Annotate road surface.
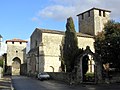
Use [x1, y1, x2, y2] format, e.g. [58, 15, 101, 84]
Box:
[12, 76, 120, 90]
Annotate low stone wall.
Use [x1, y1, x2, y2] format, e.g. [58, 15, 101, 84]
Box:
[48, 72, 120, 84]
[110, 73, 120, 83]
[5, 66, 11, 75]
[20, 63, 27, 75]
[48, 72, 70, 83]
[110, 77, 120, 83]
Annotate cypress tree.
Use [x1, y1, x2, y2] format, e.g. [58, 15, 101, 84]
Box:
[63, 17, 78, 72]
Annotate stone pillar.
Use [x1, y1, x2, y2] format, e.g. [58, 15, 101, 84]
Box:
[96, 61, 103, 83]
[0, 67, 3, 78]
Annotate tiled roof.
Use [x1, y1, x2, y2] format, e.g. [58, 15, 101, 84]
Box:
[77, 33, 93, 38]
[6, 38, 28, 43]
[36, 28, 93, 38]
[36, 28, 64, 35]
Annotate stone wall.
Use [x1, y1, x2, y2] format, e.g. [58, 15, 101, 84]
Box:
[7, 42, 27, 66]
[78, 10, 94, 35]
[78, 8, 110, 36]
[94, 9, 110, 35]
[45, 71, 120, 84]
[42, 33, 63, 72]
[0, 67, 3, 78]
[30, 29, 42, 49]
[20, 63, 27, 75]
[42, 33, 63, 57]
[110, 76, 120, 83]
[77, 36, 95, 52]
[108, 72, 120, 83]
[6, 39, 27, 75]
[28, 28, 95, 74]
[48, 72, 70, 83]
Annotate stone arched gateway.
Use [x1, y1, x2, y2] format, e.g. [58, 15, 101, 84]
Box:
[76, 46, 103, 84]
[12, 57, 21, 75]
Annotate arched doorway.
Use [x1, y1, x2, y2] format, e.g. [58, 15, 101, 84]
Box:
[12, 57, 21, 75]
[76, 46, 100, 84]
[82, 54, 95, 82]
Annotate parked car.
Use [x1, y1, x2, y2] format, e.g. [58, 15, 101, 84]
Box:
[37, 72, 50, 80]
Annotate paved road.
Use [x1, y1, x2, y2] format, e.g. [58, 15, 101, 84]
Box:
[12, 76, 120, 90]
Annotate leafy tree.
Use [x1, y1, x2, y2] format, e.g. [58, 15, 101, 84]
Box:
[0, 57, 3, 67]
[62, 17, 79, 72]
[94, 20, 120, 70]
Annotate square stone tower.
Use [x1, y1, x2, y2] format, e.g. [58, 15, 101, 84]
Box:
[6, 38, 28, 75]
[6, 38, 28, 66]
[77, 8, 111, 36]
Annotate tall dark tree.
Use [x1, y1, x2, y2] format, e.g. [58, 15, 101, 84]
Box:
[94, 20, 120, 71]
[0, 56, 3, 67]
[62, 17, 78, 72]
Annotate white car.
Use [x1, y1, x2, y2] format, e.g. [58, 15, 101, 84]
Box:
[37, 72, 50, 80]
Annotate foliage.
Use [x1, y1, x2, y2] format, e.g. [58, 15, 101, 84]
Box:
[0, 57, 3, 67]
[62, 17, 82, 72]
[94, 20, 120, 70]
[85, 72, 95, 81]
[85, 72, 94, 78]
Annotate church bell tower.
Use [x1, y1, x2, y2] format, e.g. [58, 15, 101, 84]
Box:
[77, 8, 111, 36]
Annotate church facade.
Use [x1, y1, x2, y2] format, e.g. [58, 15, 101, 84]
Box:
[27, 28, 94, 74]
[27, 7, 111, 77]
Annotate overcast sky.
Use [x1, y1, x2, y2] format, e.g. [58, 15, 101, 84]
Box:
[0, 0, 120, 55]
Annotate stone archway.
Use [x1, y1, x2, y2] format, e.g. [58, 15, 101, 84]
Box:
[12, 57, 21, 75]
[76, 46, 102, 84]
[81, 54, 95, 82]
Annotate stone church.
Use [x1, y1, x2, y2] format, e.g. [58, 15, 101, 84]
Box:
[27, 7, 111, 79]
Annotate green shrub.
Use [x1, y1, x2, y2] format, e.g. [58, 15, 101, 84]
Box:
[85, 73, 94, 78]
[0, 59, 3, 67]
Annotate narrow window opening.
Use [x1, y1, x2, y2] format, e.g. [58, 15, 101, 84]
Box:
[88, 11, 90, 17]
[35, 40, 37, 47]
[103, 11, 106, 17]
[99, 10, 101, 16]
[81, 14, 84, 19]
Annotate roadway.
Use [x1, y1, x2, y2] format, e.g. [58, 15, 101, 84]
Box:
[12, 75, 120, 90]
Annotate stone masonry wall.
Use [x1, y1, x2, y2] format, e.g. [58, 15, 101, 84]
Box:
[40, 32, 95, 72]
[78, 8, 110, 36]
[78, 36, 95, 52]
[42, 33, 63, 72]
[94, 9, 110, 35]
[30, 29, 42, 49]
[7, 42, 27, 66]
[48, 72, 70, 83]
[29, 29, 95, 73]
[79, 10, 94, 35]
